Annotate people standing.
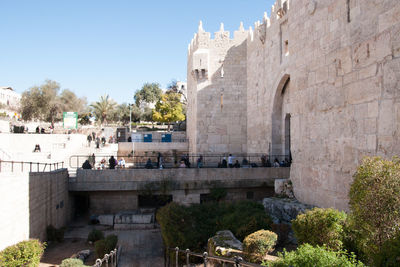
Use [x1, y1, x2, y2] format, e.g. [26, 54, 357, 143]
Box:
[87, 134, 92, 147]
[197, 155, 203, 168]
[82, 160, 92, 169]
[89, 153, 96, 168]
[228, 154, 234, 168]
[109, 156, 116, 169]
[96, 137, 100, 149]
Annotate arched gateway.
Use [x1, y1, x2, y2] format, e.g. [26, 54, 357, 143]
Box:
[271, 74, 291, 162]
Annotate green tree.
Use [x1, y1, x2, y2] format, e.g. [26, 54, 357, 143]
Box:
[140, 107, 153, 122]
[58, 89, 87, 114]
[20, 80, 88, 125]
[20, 80, 60, 124]
[111, 103, 141, 125]
[349, 156, 400, 266]
[152, 93, 185, 131]
[90, 94, 117, 125]
[134, 83, 162, 108]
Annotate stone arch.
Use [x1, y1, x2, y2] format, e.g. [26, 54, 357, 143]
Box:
[271, 74, 291, 159]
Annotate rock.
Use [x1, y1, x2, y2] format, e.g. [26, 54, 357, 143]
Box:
[98, 214, 114, 226]
[263, 197, 315, 245]
[263, 197, 314, 224]
[208, 230, 243, 258]
[76, 249, 91, 261]
[274, 179, 294, 198]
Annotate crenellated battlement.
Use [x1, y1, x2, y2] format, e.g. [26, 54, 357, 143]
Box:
[248, 0, 290, 45]
[188, 21, 249, 55]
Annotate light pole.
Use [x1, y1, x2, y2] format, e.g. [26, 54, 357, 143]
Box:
[129, 103, 132, 133]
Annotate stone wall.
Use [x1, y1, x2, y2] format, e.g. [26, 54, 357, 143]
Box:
[0, 169, 70, 251]
[187, 22, 248, 154]
[187, 0, 400, 210]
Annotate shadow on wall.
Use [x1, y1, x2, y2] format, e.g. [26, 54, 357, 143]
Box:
[194, 40, 248, 154]
[29, 169, 71, 241]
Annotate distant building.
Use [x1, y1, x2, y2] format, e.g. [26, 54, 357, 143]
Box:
[0, 87, 21, 111]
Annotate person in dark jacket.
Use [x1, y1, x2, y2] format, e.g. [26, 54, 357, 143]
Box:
[109, 156, 116, 169]
[82, 160, 92, 169]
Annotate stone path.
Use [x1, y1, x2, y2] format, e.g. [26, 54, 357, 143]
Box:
[115, 228, 164, 267]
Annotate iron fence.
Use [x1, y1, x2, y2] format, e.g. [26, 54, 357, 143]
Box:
[92, 248, 118, 267]
[167, 247, 263, 267]
[69, 154, 291, 170]
[0, 160, 64, 173]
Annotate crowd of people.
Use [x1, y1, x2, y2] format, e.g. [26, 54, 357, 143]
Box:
[81, 153, 291, 170]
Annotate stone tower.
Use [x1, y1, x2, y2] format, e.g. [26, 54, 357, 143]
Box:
[187, 21, 248, 155]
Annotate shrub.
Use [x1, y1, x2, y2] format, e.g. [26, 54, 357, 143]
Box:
[87, 229, 104, 243]
[243, 230, 277, 263]
[372, 232, 400, 267]
[156, 201, 272, 253]
[0, 239, 45, 267]
[60, 258, 88, 267]
[265, 244, 365, 267]
[349, 156, 400, 265]
[46, 225, 65, 242]
[94, 235, 118, 259]
[94, 239, 106, 259]
[291, 207, 346, 250]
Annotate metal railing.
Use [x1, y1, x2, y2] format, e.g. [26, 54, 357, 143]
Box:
[0, 160, 64, 173]
[92, 248, 118, 267]
[126, 138, 188, 143]
[168, 247, 263, 267]
[69, 154, 291, 170]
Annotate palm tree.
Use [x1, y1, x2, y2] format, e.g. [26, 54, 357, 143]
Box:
[90, 94, 116, 125]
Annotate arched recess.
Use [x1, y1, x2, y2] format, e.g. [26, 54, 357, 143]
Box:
[271, 74, 291, 159]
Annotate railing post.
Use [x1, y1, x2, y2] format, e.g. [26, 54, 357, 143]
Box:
[30, 162, 32, 172]
[175, 247, 179, 267]
[203, 252, 208, 267]
[11, 161, 13, 172]
[104, 254, 109, 267]
[37, 162, 39, 172]
[21, 162, 23, 172]
[234, 256, 243, 267]
[0, 160, 2, 172]
[185, 249, 190, 266]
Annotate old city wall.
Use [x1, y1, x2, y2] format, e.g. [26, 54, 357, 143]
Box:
[187, 23, 249, 154]
[246, 0, 400, 209]
[187, 0, 400, 210]
[0, 169, 71, 250]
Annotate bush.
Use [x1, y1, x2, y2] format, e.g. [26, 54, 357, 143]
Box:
[156, 201, 272, 253]
[46, 225, 65, 242]
[0, 239, 45, 267]
[265, 244, 365, 267]
[243, 230, 277, 263]
[87, 229, 104, 243]
[60, 258, 88, 267]
[371, 232, 400, 267]
[291, 208, 346, 250]
[94, 235, 118, 259]
[349, 157, 400, 265]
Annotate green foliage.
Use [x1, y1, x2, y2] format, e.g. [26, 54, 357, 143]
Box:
[140, 107, 153, 122]
[152, 93, 185, 130]
[209, 188, 227, 202]
[374, 232, 400, 266]
[265, 244, 365, 267]
[20, 80, 87, 123]
[349, 156, 400, 265]
[134, 82, 162, 107]
[87, 229, 104, 243]
[78, 113, 92, 125]
[60, 258, 88, 267]
[291, 208, 347, 251]
[46, 225, 65, 242]
[243, 230, 277, 263]
[0, 239, 45, 267]
[90, 94, 117, 124]
[0, 112, 7, 117]
[156, 201, 272, 253]
[94, 235, 118, 259]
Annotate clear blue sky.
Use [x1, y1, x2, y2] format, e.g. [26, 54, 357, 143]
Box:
[0, 0, 275, 104]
